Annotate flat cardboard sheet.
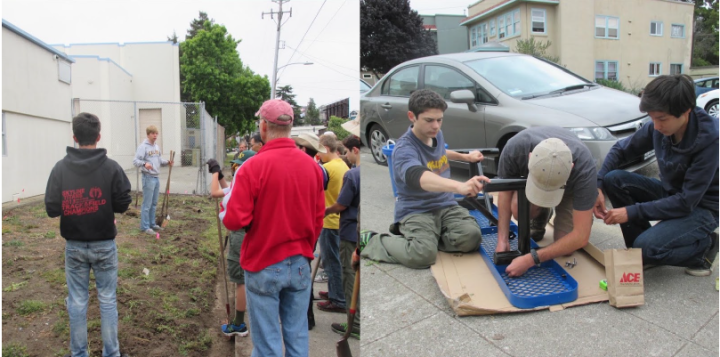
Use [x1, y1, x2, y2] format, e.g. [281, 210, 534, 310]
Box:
[431, 238, 609, 316]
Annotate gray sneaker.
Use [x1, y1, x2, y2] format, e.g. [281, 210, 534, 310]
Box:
[684, 232, 718, 277]
[152, 225, 164, 231]
[144, 228, 156, 235]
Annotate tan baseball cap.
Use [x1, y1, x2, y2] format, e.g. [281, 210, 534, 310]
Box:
[526, 138, 573, 208]
[293, 132, 327, 154]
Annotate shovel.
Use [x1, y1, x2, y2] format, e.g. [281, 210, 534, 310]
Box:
[337, 206, 360, 357]
[156, 150, 175, 227]
[214, 198, 232, 323]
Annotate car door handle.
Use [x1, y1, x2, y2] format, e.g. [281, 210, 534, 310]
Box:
[381, 103, 392, 109]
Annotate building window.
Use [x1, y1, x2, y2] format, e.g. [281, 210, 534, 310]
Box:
[671, 24, 685, 38]
[531, 9, 546, 34]
[650, 21, 663, 36]
[649, 62, 661, 76]
[595, 15, 619, 39]
[58, 59, 71, 84]
[490, 19, 495, 36]
[497, 15, 506, 39]
[471, 26, 478, 47]
[479, 23, 489, 44]
[595, 61, 618, 81]
[2, 113, 6, 157]
[670, 63, 683, 75]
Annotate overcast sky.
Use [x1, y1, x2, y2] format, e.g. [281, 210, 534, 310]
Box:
[410, 0, 473, 16]
[2, 0, 360, 111]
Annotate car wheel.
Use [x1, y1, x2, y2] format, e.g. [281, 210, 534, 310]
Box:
[369, 124, 389, 166]
[705, 100, 718, 119]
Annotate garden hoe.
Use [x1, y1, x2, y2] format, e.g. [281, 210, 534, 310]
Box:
[156, 150, 175, 228]
[214, 198, 232, 324]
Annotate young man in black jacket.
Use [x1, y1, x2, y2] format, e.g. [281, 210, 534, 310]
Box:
[594, 74, 719, 276]
[45, 112, 132, 357]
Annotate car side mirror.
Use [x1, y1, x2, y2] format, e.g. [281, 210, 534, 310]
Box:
[449, 89, 478, 113]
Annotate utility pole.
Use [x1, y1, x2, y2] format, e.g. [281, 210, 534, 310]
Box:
[263, 0, 292, 99]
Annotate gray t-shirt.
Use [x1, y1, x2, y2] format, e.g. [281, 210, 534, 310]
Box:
[393, 127, 456, 222]
[497, 126, 598, 211]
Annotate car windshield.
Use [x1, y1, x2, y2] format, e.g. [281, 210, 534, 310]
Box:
[464, 56, 589, 98]
[360, 80, 371, 92]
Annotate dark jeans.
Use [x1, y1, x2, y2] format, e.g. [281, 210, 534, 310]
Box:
[602, 170, 718, 267]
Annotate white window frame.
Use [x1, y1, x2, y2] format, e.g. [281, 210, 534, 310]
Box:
[671, 24, 685, 38]
[649, 62, 662, 76]
[470, 25, 478, 47]
[531, 8, 547, 34]
[595, 61, 619, 81]
[595, 15, 620, 39]
[480, 23, 489, 44]
[670, 63, 683, 75]
[650, 21, 663, 36]
[2, 112, 6, 157]
[490, 19, 495, 36]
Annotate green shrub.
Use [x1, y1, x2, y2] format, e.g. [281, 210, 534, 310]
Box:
[327, 116, 352, 140]
[596, 78, 627, 92]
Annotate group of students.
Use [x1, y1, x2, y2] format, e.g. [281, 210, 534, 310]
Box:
[43, 74, 717, 357]
[361, 74, 718, 281]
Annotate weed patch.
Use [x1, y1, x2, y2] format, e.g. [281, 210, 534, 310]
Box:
[3, 281, 28, 292]
[16, 300, 46, 316]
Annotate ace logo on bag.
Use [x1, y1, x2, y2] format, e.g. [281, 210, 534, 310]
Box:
[604, 248, 644, 308]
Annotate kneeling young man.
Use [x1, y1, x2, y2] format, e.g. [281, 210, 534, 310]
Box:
[361, 89, 489, 269]
[495, 127, 598, 277]
[595, 74, 719, 276]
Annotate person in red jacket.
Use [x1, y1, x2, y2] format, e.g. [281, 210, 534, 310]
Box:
[222, 99, 325, 357]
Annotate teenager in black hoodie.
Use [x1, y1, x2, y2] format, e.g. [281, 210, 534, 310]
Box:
[45, 112, 132, 357]
[594, 74, 719, 277]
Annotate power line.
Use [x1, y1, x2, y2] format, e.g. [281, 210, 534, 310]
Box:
[286, 44, 357, 78]
[278, 0, 327, 79]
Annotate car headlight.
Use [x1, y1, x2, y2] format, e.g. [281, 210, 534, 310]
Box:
[567, 127, 616, 141]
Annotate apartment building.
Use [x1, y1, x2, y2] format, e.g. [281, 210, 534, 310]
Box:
[461, 0, 695, 89]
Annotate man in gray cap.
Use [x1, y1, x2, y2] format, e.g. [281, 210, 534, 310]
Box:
[495, 126, 598, 277]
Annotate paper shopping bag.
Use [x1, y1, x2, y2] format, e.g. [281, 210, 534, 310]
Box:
[604, 248, 645, 308]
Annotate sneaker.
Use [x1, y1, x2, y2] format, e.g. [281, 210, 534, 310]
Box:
[314, 270, 328, 283]
[143, 228, 156, 235]
[530, 208, 553, 242]
[685, 232, 719, 277]
[317, 300, 346, 313]
[359, 230, 377, 253]
[152, 225, 164, 231]
[318, 291, 329, 300]
[331, 322, 360, 340]
[221, 322, 249, 337]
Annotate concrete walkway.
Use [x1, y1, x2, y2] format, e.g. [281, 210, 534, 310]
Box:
[360, 148, 718, 357]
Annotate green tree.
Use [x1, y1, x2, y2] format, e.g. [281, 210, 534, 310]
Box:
[180, 21, 270, 135]
[692, 0, 719, 66]
[327, 116, 351, 140]
[514, 37, 560, 64]
[361, 0, 438, 76]
[305, 98, 320, 126]
[187, 11, 215, 39]
[275, 85, 303, 126]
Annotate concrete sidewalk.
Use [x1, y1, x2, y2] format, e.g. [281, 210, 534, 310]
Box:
[360, 148, 718, 357]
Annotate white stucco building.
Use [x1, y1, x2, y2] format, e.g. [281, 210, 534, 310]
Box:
[2, 19, 76, 203]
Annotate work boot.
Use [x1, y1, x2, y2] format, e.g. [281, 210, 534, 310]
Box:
[530, 208, 553, 242]
[685, 231, 719, 277]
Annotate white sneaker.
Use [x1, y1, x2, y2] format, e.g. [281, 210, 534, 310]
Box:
[152, 225, 164, 231]
[144, 229, 156, 235]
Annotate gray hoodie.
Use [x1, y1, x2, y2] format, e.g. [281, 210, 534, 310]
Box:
[133, 139, 168, 177]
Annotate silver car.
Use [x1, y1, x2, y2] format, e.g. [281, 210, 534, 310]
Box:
[360, 52, 655, 175]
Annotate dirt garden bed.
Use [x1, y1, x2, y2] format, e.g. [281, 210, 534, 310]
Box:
[2, 194, 235, 357]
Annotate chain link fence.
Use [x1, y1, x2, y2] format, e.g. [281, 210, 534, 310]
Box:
[71, 99, 224, 195]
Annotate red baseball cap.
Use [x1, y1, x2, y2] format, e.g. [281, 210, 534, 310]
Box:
[256, 99, 294, 125]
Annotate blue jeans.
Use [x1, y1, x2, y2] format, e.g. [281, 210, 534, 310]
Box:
[65, 239, 120, 357]
[602, 170, 719, 267]
[140, 174, 160, 231]
[319, 228, 346, 307]
[245, 255, 311, 357]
